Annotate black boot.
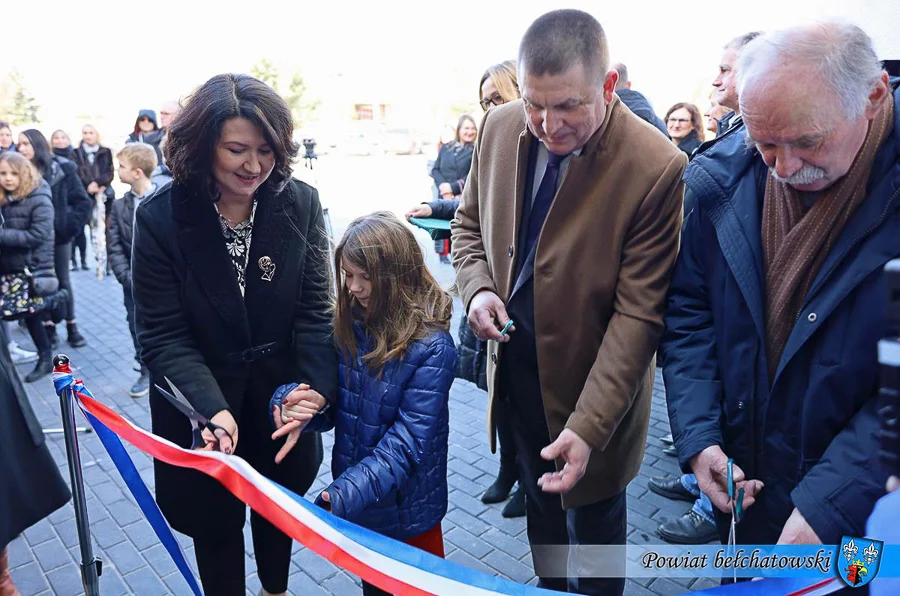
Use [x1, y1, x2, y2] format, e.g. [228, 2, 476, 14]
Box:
[67, 321, 87, 348]
[45, 323, 59, 351]
[481, 469, 517, 504]
[24, 351, 53, 383]
[657, 511, 719, 544]
[501, 486, 526, 518]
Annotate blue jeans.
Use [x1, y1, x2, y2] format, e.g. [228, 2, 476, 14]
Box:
[681, 474, 715, 524]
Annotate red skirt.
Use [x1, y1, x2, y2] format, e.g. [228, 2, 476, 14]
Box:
[403, 523, 444, 558]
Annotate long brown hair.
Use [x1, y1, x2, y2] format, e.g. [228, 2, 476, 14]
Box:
[0, 152, 40, 205]
[333, 211, 452, 372]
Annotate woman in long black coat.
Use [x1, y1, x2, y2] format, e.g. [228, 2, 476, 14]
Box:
[0, 289, 71, 594]
[131, 73, 337, 596]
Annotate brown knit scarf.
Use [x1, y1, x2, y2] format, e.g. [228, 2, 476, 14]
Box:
[763, 97, 894, 379]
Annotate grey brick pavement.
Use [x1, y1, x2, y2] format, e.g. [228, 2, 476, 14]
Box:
[6, 261, 720, 596]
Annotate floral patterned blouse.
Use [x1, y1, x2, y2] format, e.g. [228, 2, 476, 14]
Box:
[216, 200, 258, 296]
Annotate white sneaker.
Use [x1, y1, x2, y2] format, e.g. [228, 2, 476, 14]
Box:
[8, 341, 38, 364]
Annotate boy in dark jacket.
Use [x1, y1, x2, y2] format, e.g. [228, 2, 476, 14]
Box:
[109, 143, 158, 397]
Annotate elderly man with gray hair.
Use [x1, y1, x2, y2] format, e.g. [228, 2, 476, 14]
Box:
[661, 20, 898, 550]
[452, 9, 686, 595]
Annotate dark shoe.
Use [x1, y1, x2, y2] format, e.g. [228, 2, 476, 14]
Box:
[45, 324, 60, 351]
[24, 352, 53, 383]
[663, 446, 677, 457]
[657, 511, 719, 544]
[81, 262, 89, 271]
[660, 433, 674, 446]
[501, 487, 526, 518]
[70, 263, 79, 272]
[130, 367, 150, 398]
[481, 472, 517, 504]
[647, 476, 696, 502]
[67, 322, 87, 348]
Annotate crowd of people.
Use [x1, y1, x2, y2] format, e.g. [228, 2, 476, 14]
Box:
[2, 8, 900, 596]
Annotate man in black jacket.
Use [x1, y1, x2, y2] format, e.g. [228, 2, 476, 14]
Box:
[612, 62, 668, 137]
[109, 143, 158, 397]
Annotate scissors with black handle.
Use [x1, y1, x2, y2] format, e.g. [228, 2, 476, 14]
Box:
[155, 376, 235, 452]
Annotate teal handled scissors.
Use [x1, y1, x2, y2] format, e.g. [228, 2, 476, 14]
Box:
[154, 376, 234, 451]
[727, 458, 745, 581]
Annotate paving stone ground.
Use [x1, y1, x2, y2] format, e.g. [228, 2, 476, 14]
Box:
[7, 239, 720, 596]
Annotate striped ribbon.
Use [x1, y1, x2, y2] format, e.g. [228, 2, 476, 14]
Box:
[51, 366, 840, 595]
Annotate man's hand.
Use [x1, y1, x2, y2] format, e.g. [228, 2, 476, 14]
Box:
[467, 290, 514, 342]
[405, 204, 433, 219]
[776, 508, 822, 544]
[537, 429, 592, 494]
[690, 445, 763, 513]
[87, 181, 100, 195]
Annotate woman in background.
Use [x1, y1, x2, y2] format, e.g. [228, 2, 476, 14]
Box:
[0, 123, 15, 154]
[405, 60, 526, 519]
[72, 125, 115, 271]
[665, 102, 704, 158]
[50, 130, 75, 160]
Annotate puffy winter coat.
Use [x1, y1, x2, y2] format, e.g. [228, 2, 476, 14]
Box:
[274, 325, 457, 539]
[0, 181, 56, 278]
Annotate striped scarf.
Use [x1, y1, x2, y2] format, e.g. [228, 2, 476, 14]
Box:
[762, 97, 894, 380]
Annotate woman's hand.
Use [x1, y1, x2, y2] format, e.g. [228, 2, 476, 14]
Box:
[438, 182, 453, 197]
[87, 182, 100, 195]
[201, 409, 238, 454]
[271, 384, 327, 464]
[405, 204, 433, 219]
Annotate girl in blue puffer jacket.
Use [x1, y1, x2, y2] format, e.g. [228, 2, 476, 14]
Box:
[271, 211, 457, 594]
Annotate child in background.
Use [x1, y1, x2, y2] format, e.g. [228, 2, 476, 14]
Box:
[271, 211, 457, 596]
[108, 143, 158, 398]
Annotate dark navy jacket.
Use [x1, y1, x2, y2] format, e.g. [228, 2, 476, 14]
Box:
[660, 83, 900, 545]
[274, 325, 457, 539]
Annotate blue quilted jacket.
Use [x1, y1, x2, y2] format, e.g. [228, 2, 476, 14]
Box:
[272, 324, 457, 539]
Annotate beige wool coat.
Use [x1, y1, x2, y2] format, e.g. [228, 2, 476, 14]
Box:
[451, 95, 687, 508]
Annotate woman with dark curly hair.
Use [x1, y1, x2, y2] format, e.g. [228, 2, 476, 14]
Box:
[131, 73, 337, 596]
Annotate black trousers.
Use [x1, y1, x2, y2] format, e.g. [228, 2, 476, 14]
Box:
[71, 227, 88, 266]
[53, 243, 74, 321]
[494, 396, 518, 478]
[122, 285, 140, 363]
[193, 509, 293, 595]
[501, 361, 627, 596]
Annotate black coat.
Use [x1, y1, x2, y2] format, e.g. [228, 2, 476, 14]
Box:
[430, 142, 474, 196]
[676, 130, 703, 160]
[0, 309, 70, 547]
[107, 191, 137, 288]
[0, 181, 55, 276]
[46, 156, 92, 245]
[72, 145, 115, 201]
[132, 179, 338, 539]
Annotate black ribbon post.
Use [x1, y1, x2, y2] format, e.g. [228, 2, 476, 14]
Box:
[54, 354, 102, 595]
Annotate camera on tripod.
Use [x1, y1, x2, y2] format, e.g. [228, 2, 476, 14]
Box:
[878, 259, 900, 484]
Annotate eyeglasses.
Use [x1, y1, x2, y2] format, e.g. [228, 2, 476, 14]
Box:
[479, 93, 503, 111]
[667, 117, 691, 124]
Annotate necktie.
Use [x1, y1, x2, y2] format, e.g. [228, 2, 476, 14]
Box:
[524, 150, 567, 258]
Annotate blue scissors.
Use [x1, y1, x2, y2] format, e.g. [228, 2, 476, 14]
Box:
[154, 376, 234, 451]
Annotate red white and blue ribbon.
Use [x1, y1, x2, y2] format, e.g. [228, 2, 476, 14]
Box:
[51, 365, 842, 596]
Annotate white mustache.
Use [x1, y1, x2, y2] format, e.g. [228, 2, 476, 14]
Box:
[772, 164, 827, 186]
